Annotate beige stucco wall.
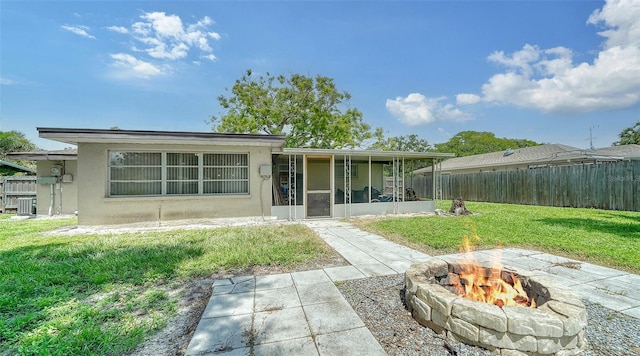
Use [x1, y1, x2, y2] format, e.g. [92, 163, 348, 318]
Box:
[76, 142, 274, 225]
[36, 160, 78, 215]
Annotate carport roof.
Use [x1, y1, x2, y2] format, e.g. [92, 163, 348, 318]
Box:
[278, 148, 454, 161]
[7, 149, 78, 161]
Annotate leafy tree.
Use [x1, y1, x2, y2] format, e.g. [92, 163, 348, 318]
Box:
[613, 122, 640, 145]
[434, 131, 539, 157]
[369, 131, 432, 152]
[211, 70, 372, 149]
[368, 131, 434, 175]
[0, 131, 38, 160]
[0, 131, 39, 174]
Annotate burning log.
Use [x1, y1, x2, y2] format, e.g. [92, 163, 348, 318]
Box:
[449, 198, 471, 215]
[449, 229, 535, 308]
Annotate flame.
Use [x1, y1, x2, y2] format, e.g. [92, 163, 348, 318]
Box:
[454, 231, 535, 308]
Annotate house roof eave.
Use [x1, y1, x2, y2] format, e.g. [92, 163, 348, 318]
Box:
[38, 127, 286, 147]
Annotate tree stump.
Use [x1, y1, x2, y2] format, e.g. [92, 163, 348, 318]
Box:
[449, 199, 471, 215]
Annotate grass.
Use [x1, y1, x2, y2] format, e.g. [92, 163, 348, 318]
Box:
[0, 217, 332, 355]
[353, 202, 640, 273]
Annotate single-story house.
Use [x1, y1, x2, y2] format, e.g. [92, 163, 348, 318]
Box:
[414, 144, 640, 175]
[13, 127, 453, 225]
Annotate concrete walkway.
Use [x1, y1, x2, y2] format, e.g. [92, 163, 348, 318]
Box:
[186, 219, 640, 355]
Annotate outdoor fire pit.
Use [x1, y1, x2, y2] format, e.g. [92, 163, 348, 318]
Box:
[405, 257, 587, 355]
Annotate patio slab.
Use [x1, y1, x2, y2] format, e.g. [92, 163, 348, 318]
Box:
[186, 314, 253, 355]
[254, 285, 301, 312]
[296, 281, 345, 305]
[255, 273, 294, 291]
[315, 327, 387, 356]
[253, 307, 311, 345]
[323, 265, 367, 282]
[253, 337, 318, 356]
[303, 298, 366, 335]
[187, 219, 640, 356]
[201, 291, 254, 318]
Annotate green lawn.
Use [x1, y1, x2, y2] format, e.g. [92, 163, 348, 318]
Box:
[353, 202, 640, 273]
[0, 217, 332, 355]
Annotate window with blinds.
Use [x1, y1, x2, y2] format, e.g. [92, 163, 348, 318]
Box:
[203, 153, 249, 194]
[108, 151, 249, 196]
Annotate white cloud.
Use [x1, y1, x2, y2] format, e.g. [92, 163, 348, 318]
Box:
[104, 11, 221, 81]
[107, 26, 129, 34]
[386, 93, 472, 126]
[463, 0, 640, 115]
[61, 25, 96, 39]
[109, 53, 163, 79]
[587, 0, 640, 48]
[1, 77, 14, 85]
[456, 93, 481, 105]
[127, 11, 220, 60]
[201, 54, 217, 61]
[438, 128, 452, 137]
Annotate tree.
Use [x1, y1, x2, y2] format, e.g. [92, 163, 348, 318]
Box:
[0, 131, 38, 160]
[0, 131, 39, 174]
[368, 131, 434, 174]
[211, 70, 372, 149]
[368, 131, 432, 152]
[614, 122, 640, 145]
[433, 131, 539, 157]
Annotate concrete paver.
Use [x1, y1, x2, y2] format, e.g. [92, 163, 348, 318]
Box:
[255, 273, 294, 290]
[201, 292, 254, 318]
[187, 219, 640, 355]
[187, 314, 253, 355]
[253, 307, 311, 344]
[253, 337, 318, 356]
[254, 286, 300, 311]
[323, 265, 367, 281]
[315, 327, 386, 356]
[304, 298, 366, 334]
[291, 269, 331, 285]
[296, 281, 345, 305]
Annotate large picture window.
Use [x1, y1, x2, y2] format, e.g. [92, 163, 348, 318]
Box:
[108, 151, 249, 196]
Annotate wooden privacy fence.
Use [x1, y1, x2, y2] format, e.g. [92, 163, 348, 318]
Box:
[410, 160, 640, 211]
[0, 176, 37, 213]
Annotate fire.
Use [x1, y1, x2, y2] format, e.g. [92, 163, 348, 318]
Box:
[453, 232, 536, 308]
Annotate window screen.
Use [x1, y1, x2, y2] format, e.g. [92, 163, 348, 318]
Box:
[108, 151, 249, 196]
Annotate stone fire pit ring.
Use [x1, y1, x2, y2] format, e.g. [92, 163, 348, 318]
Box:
[405, 258, 587, 355]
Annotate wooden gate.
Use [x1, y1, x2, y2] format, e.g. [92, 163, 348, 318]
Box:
[0, 176, 37, 213]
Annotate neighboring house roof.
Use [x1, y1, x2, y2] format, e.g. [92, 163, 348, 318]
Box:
[38, 127, 286, 147]
[7, 149, 78, 161]
[0, 159, 36, 174]
[590, 144, 640, 159]
[414, 144, 633, 174]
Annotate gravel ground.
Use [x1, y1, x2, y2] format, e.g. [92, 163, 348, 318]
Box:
[336, 274, 640, 356]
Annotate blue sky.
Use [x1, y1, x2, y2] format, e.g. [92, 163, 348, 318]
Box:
[1, 0, 639, 150]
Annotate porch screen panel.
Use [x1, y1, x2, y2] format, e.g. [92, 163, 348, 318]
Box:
[166, 153, 199, 195]
[203, 153, 249, 194]
[109, 152, 162, 196]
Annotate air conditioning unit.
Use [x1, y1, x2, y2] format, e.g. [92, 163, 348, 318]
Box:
[17, 198, 36, 217]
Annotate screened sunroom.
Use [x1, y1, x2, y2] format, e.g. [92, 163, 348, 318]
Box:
[271, 148, 454, 220]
